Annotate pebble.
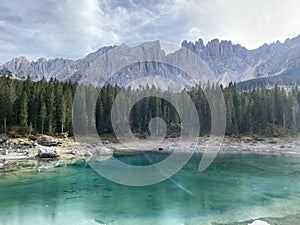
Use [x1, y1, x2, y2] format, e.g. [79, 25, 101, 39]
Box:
[2, 150, 8, 155]
[70, 149, 77, 155]
[84, 151, 93, 157]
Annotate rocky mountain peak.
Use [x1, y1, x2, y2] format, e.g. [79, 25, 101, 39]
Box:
[1, 35, 300, 86]
[182, 38, 248, 60]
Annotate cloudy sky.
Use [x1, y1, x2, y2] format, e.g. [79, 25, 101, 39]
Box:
[0, 0, 300, 63]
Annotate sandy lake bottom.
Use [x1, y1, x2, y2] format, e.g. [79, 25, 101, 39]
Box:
[1, 152, 300, 225]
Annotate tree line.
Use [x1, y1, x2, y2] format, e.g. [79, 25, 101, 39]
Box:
[0, 76, 75, 136]
[0, 76, 299, 137]
[237, 70, 300, 91]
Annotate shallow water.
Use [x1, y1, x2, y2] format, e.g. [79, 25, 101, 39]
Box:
[1, 152, 300, 225]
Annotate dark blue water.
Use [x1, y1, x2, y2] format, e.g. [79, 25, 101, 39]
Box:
[1, 152, 300, 225]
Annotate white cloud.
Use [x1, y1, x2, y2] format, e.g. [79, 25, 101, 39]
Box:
[177, 0, 300, 48]
[0, 0, 300, 63]
[0, 0, 121, 62]
[186, 27, 204, 41]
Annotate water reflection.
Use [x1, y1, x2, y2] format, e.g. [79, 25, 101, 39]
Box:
[1, 153, 300, 224]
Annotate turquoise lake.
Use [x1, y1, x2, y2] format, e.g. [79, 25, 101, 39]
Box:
[1, 152, 300, 225]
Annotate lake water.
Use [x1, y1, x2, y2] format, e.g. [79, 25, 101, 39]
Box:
[1, 152, 300, 225]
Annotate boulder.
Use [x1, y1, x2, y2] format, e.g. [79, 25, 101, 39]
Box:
[84, 151, 93, 157]
[0, 135, 8, 144]
[254, 136, 264, 141]
[37, 136, 61, 147]
[248, 220, 270, 225]
[95, 148, 113, 156]
[38, 148, 60, 158]
[1, 149, 8, 155]
[102, 140, 110, 145]
[70, 149, 77, 155]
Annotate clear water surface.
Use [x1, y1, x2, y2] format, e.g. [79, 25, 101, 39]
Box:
[1, 152, 300, 225]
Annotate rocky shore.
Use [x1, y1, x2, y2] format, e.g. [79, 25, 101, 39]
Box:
[1, 135, 300, 173]
[0, 135, 113, 173]
[214, 136, 300, 155]
[213, 213, 300, 225]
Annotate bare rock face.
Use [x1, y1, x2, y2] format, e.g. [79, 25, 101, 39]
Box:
[1, 35, 300, 86]
[38, 148, 60, 158]
[1, 57, 74, 81]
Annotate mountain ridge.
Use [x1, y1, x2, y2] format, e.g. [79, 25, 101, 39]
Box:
[1, 35, 300, 87]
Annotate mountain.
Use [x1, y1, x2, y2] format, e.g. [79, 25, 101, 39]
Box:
[1, 35, 300, 88]
[237, 65, 300, 90]
[182, 35, 300, 84]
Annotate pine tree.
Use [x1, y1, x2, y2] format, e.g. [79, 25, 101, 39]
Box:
[55, 83, 66, 133]
[73, 85, 88, 136]
[96, 93, 105, 134]
[46, 78, 56, 134]
[19, 91, 28, 131]
[40, 100, 47, 134]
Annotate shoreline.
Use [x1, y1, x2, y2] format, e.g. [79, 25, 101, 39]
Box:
[1, 135, 300, 173]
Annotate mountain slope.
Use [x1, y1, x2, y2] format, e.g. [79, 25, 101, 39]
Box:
[237, 65, 300, 90]
[1, 35, 300, 87]
[183, 35, 300, 84]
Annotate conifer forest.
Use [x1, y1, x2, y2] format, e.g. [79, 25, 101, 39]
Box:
[0, 76, 299, 137]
